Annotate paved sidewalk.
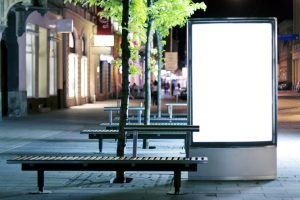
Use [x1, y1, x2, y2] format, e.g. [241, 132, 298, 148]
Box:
[0, 99, 300, 200]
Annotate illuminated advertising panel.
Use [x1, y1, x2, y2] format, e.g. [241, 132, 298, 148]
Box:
[188, 18, 277, 146]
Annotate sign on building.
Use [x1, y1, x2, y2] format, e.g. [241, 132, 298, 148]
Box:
[97, 7, 113, 35]
[165, 52, 178, 72]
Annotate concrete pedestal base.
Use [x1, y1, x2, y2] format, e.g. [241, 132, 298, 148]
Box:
[8, 91, 27, 117]
[189, 146, 277, 180]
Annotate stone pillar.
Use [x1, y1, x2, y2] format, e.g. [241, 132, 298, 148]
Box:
[287, 43, 293, 84]
[293, 0, 300, 87]
[0, 0, 25, 121]
[5, 10, 27, 117]
[294, 0, 300, 35]
[0, 26, 4, 121]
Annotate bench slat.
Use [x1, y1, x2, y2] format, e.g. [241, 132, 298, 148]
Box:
[7, 156, 208, 165]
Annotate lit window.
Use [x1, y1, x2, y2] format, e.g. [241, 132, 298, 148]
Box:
[26, 23, 36, 97]
[38, 27, 48, 98]
[82, 37, 86, 56]
[69, 33, 75, 53]
[81, 56, 88, 97]
[49, 32, 58, 96]
[68, 54, 78, 98]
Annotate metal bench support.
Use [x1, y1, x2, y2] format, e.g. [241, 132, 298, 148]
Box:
[174, 169, 181, 194]
[98, 136, 103, 152]
[38, 170, 44, 193]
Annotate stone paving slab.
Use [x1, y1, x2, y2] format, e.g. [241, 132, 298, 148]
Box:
[1, 99, 300, 200]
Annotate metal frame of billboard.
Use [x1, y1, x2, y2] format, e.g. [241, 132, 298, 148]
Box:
[187, 18, 277, 147]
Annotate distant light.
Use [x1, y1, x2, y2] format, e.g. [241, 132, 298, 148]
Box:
[100, 54, 114, 63]
[182, 67, 187, 78]
[94, 35, 114, 47]
[170, 74, 177, 80]
[48, 24, 56, 29]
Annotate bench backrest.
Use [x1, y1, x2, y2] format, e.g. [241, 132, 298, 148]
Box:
[124, 124, 199, 132]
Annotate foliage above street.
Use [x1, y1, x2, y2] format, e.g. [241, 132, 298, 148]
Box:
[152, 0, 206, 37]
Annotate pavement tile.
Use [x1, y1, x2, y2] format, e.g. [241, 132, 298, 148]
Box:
[1, 98, 300, 200]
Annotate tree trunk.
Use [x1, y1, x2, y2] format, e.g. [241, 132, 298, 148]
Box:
[144, 0, 154, 125]
[115, 0, 130, 183]
[155, 30, 163, 118]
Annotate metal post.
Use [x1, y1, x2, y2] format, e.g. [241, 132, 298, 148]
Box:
[173, 169, 181, 195]
[98, 136, 103, 153]
[37, 170, 44, 193]
[185, 132, 190, 158]
[138, 110, 142, 124]
[109, 110, 112, 125]
[132, 131, 138, 157]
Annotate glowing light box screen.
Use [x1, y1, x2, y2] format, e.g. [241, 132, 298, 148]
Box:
[190, 20, 276, 143]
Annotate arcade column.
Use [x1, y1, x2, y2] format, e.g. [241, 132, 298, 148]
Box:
[4, 10, 27, 117]
[0, 27, 3, 120]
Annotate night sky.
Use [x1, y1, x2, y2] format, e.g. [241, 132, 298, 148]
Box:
[192, 0, 293, 23]
[176, 0, 293, 68]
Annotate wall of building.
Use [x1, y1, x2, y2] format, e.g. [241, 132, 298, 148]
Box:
[0, 0, 121, 117]
[64, 9, 95, 107]
[278, 20, 293, 83]
[293, 0, 300, 89]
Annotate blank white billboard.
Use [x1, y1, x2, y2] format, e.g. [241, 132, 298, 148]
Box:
[189, 19, 276, 144]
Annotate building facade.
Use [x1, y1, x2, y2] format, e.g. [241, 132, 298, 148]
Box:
[292, 0, 300, 89]
[0, 0, 121, 119]
[278, 20, 293, 83]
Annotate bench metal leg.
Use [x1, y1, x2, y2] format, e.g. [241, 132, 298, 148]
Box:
[185, 132, 190, 158]
[174, 170, 181, 195]
[142, 139, 148, 149]
[98, 137, 103, 153]
[133, 131, 138, 157]
[37, 170, 44, 193]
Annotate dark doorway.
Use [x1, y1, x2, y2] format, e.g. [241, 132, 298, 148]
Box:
[1, 39, 8, 116]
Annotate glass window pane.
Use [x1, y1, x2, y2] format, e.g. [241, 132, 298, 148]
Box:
[81, 56, 88, 97]
[38, 27, 48, 98]
[68, 54, 78, 98]
[49, 33, 58, 96]
[26, 23, 36, 97]
[69, 33, 74, 48]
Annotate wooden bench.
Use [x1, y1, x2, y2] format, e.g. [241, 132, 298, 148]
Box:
[114, 116, 188, 123]
[99, 122, 188, 130]
[165, 103, 188, 119]
[81, 129, 187, 154]
[124, 124, 199, 157]
[7, 155, 208, 194]
[104, 106, 145, 124]
[128, 113, 188, 118]
[99, 122, 120, 130]
[86, 123, 196, 154]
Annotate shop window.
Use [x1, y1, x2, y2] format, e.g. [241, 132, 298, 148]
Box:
[26, 24, 58, 99]
[99, 61, 103, 94]
[81, 56, 88, 97]
[108, 63, 111, 93]
[49, 32, 58, 96]
[69, 33, 76, 53]
[82, 37, 86, 56]
[26, 23, 36, 97]
[38, 27, 48, 98]
[68, 54, 78, 98]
